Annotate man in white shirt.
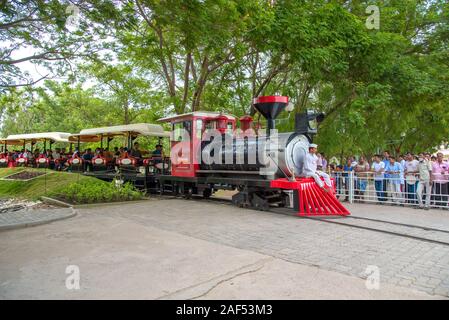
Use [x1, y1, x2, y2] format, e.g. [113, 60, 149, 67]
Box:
[404, 152, 419, 204]
[371, 154, 386, 202]
[416, 153, 432, 210]
[302, 143, 333, 192]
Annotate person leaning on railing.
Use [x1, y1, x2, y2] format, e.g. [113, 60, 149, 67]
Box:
[417, 153, 432, 210]
[404, 153, 419, 204]
[354, 156, 370, 201]
[431, 152, 449, 207]
[371, 154, 386, 202]
[330, 164, 344, 197]
[385, 156, 403, 204]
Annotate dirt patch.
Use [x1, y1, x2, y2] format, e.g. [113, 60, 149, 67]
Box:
[0, 198, 55, 213]
[1, 170, 46, 181]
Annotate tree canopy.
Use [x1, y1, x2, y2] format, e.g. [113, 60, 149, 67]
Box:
[1, 0, 448, 157]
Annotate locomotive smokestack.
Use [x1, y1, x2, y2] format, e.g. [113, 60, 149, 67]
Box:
[253, 96, 289, 136]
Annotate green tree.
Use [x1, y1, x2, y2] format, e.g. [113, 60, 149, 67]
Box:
[0, 0, 113, 91]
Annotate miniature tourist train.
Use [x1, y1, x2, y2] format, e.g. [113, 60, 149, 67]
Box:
[0, 96, 349, 216]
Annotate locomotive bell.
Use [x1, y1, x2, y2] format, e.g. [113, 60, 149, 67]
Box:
[239, 115, 253, 132]
[253, 96, 289, 136]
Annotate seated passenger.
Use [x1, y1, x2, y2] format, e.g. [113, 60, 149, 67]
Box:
[152, 144, 163, 164]
[103, 148, 113, 163]
[82, 148, 94, 172]
[20, 149, 31, 160]
[52, 148, 61, 161]
[301, 143, 333, 193]
[26, 149, 33, 162]
[61, 149, 70, 170]
[43, 150, 53, 169]
[0, 151, 7, 166]
[72, 148, 80, 158]
[130, 142, 146, 165]
[93, 148, 99, 156]
[54, 148, 65, 171]
[16, 149, 29, 166]
[130, 142, 142, 159]
[33, 148, 40, 160]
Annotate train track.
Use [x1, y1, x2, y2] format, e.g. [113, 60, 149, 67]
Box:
[177, 195, 449, 247]
[301, 215, 449, 247]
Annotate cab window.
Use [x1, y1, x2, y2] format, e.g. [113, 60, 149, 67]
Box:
[196, 119, 203, 139]
[173, 121, 192, 142]
[205, 121, 216, 130]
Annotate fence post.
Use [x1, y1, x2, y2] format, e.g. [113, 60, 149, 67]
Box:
[349, 171, 355, 204]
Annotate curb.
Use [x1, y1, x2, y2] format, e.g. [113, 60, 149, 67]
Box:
[40, 196, 72, 208]
[0, 207, 77, 231]
[72, 198, 151, 209]
[41, 195, 152, 209]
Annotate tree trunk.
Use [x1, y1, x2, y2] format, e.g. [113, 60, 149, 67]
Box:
[191, 56, 209, 112]
[124, 98, 129, 124]
[180, 52, 192, 114]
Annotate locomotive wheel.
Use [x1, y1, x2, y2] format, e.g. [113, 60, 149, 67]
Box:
[203, 188, 212, 199]
[250, 192, 270, 211]
[252, 201, 269, 211]
[173, 185, 179, 196]
[184, 187, 193, 199]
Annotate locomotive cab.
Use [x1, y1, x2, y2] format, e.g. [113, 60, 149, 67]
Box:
[159, 112, 237, 178]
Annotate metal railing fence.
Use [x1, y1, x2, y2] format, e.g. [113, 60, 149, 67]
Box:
[330, 171, 449, 209]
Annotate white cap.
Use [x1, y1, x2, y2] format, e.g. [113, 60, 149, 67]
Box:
[309, 143, 318, 148]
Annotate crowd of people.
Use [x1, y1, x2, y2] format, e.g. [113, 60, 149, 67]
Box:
[323, 151, 449, 210]
[0, 142, 165, 172]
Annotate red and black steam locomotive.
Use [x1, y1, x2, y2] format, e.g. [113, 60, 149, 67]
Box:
[157, 96, 349, 216]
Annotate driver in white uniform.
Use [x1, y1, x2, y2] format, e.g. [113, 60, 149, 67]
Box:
[303, 143, 333, 192]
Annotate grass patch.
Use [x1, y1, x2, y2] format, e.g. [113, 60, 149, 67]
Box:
[54, 179, 143, 204]
[0, 168, 107, 200]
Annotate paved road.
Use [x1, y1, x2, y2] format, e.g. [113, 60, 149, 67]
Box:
[0, 199, 447, 299]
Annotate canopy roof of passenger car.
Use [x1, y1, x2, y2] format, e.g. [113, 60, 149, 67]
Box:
[159, 112, 236, 123]
[6, 132, 71, 143]
[76, 123, 170, 138]
[0, 138, 22, 145]
[68, 134, 102, 143]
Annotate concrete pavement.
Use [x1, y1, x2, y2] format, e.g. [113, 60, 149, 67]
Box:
[0, 199, 447, 299]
